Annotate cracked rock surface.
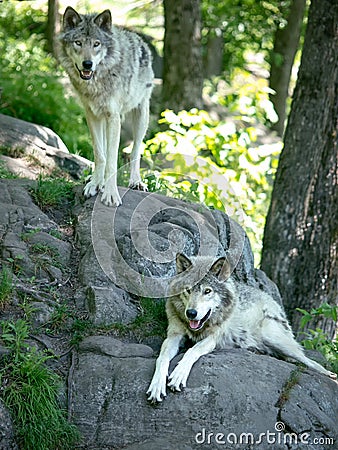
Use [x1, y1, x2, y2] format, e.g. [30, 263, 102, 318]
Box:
[72, 341, 338, 450]
[0, 179, 337, 450]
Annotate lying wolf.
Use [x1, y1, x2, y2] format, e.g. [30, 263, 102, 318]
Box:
[59, 7, 153, 207]
[147, 254, 336, 402]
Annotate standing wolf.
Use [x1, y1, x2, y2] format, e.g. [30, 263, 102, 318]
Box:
[59, 7, 153, 206]
[147, 254, 337, 402]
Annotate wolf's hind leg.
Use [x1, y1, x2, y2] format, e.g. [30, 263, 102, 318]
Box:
[128, 101, 149, 191]
[262, 318, 337, 379]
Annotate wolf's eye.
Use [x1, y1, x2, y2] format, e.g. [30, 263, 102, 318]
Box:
[204, 288, 212, 295]
[74, 40, 82, 47]
[93, 41, 101, 48]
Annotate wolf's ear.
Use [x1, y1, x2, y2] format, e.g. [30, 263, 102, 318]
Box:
[210, 257, 231, 281]
[63, 7, 81, 30]
[94, 10, 112, 32]
[176, 254, 192, 274]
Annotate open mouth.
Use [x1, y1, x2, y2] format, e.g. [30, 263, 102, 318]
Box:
[188, 309, 211, 331]
[76, 64, 94, 81]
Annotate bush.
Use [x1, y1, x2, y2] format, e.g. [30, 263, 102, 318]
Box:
[141, 107, 281, 264]
[297, 303, 338, 375]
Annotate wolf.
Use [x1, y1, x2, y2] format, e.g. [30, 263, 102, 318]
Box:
[58, 7, 154, 206]
[147, 254, 337, 402]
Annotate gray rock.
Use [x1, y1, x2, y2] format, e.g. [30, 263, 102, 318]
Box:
[74, 193, 139, 325]
[0, 184, 71, 282]
[85, 285, 138, 325]
[0, 113, 93, 180]
[26, 231, 72, 266]
[1, 175, 337, 450]
[0, 400, 18, 450]
[79, 188, 282, 303]
[70, 189, 337, 449]
[30, 301, 54, 328]
[71, 343, 338, 449]
[79, 335, 153, 358]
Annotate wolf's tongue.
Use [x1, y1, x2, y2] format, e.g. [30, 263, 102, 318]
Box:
[189, 320, 201, 329]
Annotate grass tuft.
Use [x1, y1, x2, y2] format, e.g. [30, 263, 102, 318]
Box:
[104, 297, 168, 341]
[30, 175, 75, 210]
[0, 267, 13, 308]
[0, 319, 80, 450]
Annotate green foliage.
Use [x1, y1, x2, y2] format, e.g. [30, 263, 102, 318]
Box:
[6, 255, 24, 276]
[103, 297, 167, 340]
[205, 70, 278, 125]
[0, 268, 13, 308]
[132, 297, 167, 338]
[0, 319, 80, 449]
[297, 304, 338, 375]
[21, 228, 42, 242]
[0, 161, 18, 179]
[69, 318, 93, 348]
[0, 2, 92, 159]
[0, 1, 283, 267]
[30, 175, 75, 210]
[30, 242, 63, 273]
[142, 106, 281, 264]
[275, 368, 301, 407]
[202, 0, 291, 72]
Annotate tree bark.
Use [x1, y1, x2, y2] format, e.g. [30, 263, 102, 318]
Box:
[261, 0, 338, 339]
[204, 29, 223, 78]
[269, 0, 306, 137]
[162, 0, 203, 111]
[46, 0, 60, 57]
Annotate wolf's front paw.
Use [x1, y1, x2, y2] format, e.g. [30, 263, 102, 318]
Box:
[84, 180, 100, 198]
[100, 179, 122, 207]
[128, 180, 148, 192]
[167, 362, 190, 392]
[101, 189, 122, 207]
[84, 172, 105, 198]
[147, 376, 167, 403]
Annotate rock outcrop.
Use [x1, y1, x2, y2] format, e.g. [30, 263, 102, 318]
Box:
[0, 113, 92, 180]
[0, 178, 337, 450]
[73, 336, 338, 450]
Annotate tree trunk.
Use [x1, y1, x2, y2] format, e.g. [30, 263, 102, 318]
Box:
[162, 0, 203, 111]
[261, 0, 338, 339]
[46, 0, 60, 57]
[269, 0, 306, 137]
[204, 29, 223, 78]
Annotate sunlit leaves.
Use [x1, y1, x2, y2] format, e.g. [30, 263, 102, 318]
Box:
[143, 95, 282, 264]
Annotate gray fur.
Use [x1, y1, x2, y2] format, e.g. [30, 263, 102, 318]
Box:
[147, 254, 337, 402]
[58, 7, 154, 206]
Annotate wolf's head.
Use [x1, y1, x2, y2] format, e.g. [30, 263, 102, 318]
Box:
[61, 7, 114, 81]
[175, 254, 235, 332]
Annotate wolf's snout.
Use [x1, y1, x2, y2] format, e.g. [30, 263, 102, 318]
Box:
[82, 60, 93, 70]
[76, 60, 94, 80]
[186, 309, 198, 319]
